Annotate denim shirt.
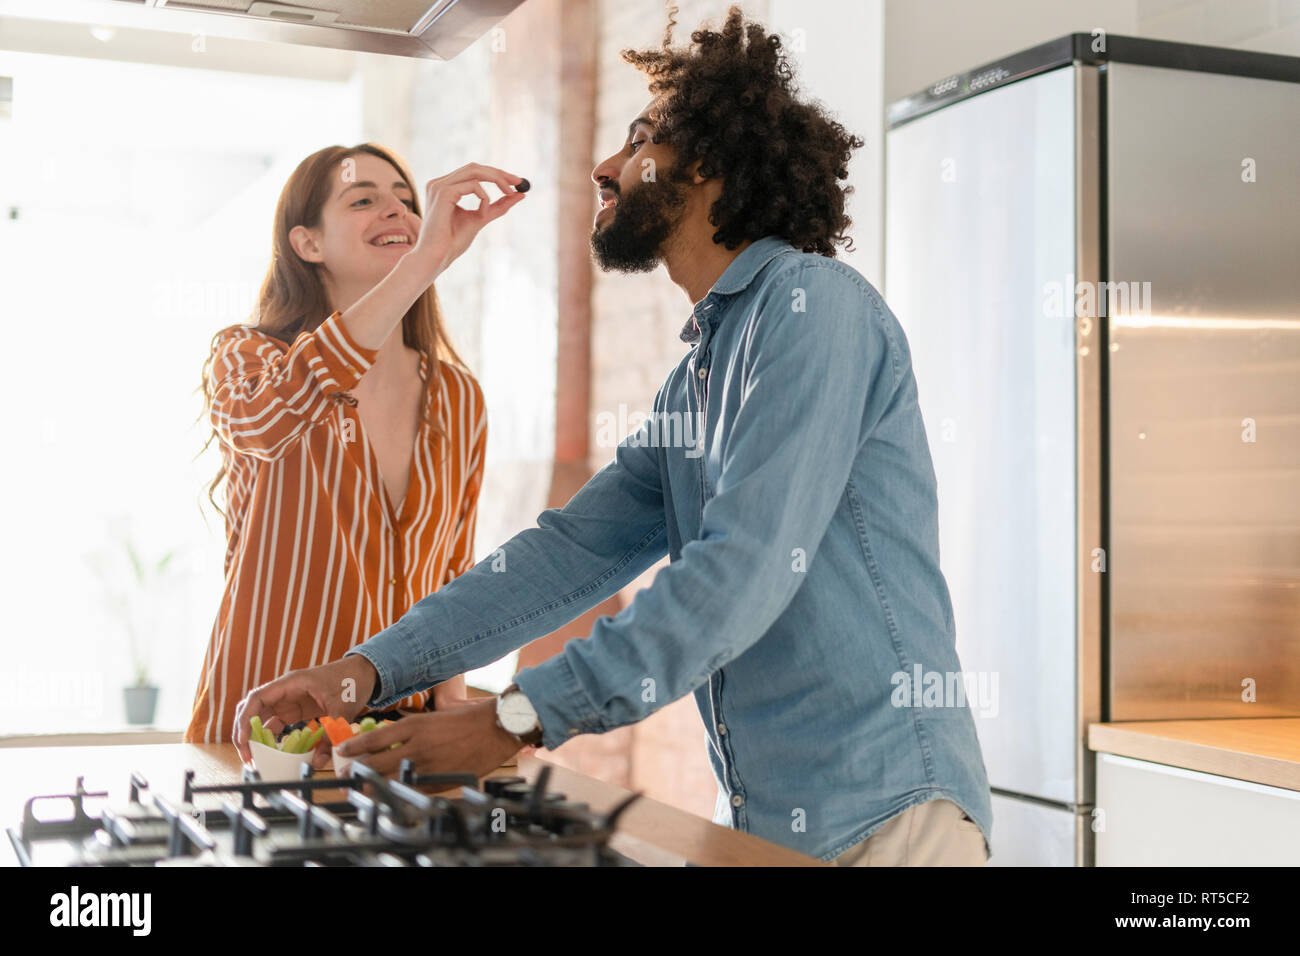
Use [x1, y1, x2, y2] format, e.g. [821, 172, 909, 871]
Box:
[349, 235, 993, 862]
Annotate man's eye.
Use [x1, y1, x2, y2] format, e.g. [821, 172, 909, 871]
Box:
[630, 139, 647, 152]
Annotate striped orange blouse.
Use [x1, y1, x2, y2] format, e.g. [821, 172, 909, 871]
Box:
[185, 310, 487, 744]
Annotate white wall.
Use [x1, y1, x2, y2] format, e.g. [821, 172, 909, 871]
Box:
[884, 0, 1300, 104]
[770, 0, 885, 287]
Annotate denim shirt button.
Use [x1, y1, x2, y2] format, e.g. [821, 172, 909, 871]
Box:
[731, 794, 743, 808]
[717, 722, 727, 735]
[697, 367, 708, 379]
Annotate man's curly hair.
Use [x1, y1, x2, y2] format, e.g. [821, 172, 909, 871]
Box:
[622, 4, 864, 257]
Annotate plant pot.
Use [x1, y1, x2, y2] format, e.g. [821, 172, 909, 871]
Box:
[123, 685, 159, 725]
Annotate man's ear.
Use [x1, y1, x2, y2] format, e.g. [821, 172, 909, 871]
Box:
[288, 225, 325, 264]
[685, 158, 708, 185]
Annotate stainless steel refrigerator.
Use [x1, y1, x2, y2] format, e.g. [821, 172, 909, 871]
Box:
[884, 34, 1300, 866]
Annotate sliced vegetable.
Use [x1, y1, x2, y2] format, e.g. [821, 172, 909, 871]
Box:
[359, 716, 377, 733]
[321, 716, 354, 746]
[302, 726, 326, 752]
[250, 716, 269, 747]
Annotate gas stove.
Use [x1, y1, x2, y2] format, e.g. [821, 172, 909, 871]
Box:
[7, 760, 642, 867]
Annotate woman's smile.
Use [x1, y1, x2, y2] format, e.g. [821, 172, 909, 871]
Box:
[369, 228, 414, 249]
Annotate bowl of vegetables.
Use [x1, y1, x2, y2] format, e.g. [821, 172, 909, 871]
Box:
[322, 715, 402, 776]
[248, 716, 326, 779]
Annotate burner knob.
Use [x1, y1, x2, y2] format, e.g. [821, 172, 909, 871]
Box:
[483, 776, 526, 797]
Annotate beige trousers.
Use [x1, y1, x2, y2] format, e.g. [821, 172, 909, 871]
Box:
[832, 798, 988, 866]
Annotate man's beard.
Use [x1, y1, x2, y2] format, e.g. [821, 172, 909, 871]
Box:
[589, 174, 688, 273]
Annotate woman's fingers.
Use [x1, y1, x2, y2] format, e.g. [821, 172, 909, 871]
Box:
[406, 166, 526, 277]
[423, 165, 525, 210]
[425, 179, 486, 219]
[431, 163, 523, 198]
[430, 178, 514, 214]
[233, 683, 280, 760]
[479, 190, 527, 223]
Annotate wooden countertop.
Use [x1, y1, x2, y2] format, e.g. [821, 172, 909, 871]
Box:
[0, 743, 824, 867]
[1088, 718, 1300, 792]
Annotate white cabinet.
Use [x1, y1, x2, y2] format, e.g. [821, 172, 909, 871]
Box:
[1095, 753, 1300, 866]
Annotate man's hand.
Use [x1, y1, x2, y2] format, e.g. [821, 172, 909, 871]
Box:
[334, 699, 522, 780]
[233, 656, 378, 763]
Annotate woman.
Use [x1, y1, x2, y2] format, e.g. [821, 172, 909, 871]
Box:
[185, 144, 526, 744]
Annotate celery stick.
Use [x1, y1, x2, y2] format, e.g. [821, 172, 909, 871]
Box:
[250, 716, 268, 747]
[303, 726, 325, 752]
[359, 717, 377, 733]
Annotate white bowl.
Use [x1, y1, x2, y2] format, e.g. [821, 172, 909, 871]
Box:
[330, 748, 367, 778]
[249, 738, 316, 780]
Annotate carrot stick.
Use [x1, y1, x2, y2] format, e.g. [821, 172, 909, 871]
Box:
[321, 716, 354, 745]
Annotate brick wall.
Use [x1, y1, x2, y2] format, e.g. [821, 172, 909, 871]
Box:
[574, 0, 774, 818]
[391, 0, 795, 820]
[401, 2, 562, 673]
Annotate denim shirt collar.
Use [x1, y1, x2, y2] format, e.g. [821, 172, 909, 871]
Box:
[679, 236, 797, 344]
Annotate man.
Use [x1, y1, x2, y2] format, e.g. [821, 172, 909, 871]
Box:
[234, 5, 992, 866]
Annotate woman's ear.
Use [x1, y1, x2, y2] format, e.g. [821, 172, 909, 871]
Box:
[288, 224, 325, 264]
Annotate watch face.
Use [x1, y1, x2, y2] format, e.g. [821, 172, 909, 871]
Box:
[499, 692, 537, 735]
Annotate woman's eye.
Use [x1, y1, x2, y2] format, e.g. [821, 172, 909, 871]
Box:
[352, 196, 413, 209]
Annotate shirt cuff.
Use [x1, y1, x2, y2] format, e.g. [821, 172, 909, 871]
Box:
[307, 310, 379, 394]
[512, 655, 604, 751]
[345, 616, 430, 709]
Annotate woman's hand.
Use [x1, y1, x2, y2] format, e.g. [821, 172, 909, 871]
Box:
[232, 655, 378, 764]
[409, 163, 527, 282]
[334, 699, 523, 779]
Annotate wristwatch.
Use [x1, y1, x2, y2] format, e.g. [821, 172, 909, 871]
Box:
[495, 683, 544, 747]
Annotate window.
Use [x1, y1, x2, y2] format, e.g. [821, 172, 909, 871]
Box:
[0, 48, 363, 733]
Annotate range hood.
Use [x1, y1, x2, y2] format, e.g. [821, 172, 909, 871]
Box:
[0, 0, 526, 59]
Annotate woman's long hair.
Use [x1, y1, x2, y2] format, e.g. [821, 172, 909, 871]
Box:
[199, 143, 465, 516]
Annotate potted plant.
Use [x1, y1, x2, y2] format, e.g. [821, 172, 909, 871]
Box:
[86, 532, 177, 726]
